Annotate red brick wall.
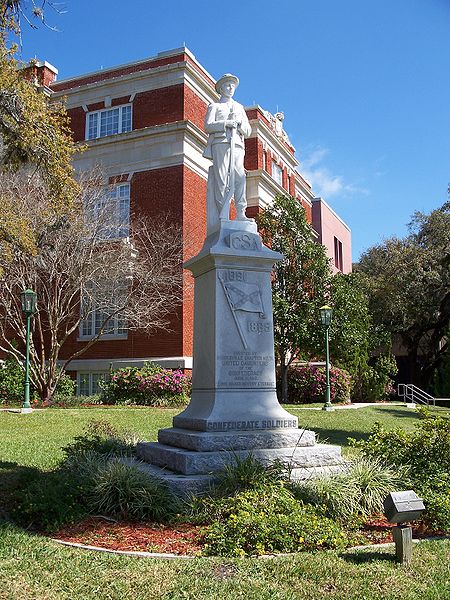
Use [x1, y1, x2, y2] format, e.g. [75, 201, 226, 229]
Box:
[59, 166, 187, 362]
[51, 53, 188, 92]
[67, 85, 185, 143]
[52, 53, 214, 93]
[133, 85, 184, 129]
[21, 64, 57, 87]
[67, 106, 86, 142]
[184, 86, 208, 131]
[182, 167, 207, 356]
[301, 199, 313, 224]
[244, 138, 263, 171]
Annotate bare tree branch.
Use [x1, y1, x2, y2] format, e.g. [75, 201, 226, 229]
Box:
[0, 169, 184, 401]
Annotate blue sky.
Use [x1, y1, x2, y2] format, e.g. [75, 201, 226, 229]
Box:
[17, 0, 450, 261]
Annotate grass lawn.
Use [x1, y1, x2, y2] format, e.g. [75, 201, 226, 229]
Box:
[0, 403, 439, 470]
[1, 403, 450, 599]
[1, 523, 449, 600]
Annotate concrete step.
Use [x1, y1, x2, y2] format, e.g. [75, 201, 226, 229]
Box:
[136, 441, 343, 476]
[158, 427, 315, 451]
[123, 457, 346, 498]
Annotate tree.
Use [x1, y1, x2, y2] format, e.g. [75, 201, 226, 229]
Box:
[256, 194, 332, 401]
[1, 1, 61, 36]
[329, 272, 396, 401]
[0, 2, 78, 271]
[357, 202, 450, 388]
[0, 171, 184, 402]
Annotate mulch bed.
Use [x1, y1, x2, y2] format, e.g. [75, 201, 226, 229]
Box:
[359, 515, 441, 545]
[52, 518, 204, 555]
[51, 515, 443, 556]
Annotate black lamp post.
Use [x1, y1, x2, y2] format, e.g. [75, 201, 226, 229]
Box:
[319, 305, 333, 412]
[20, 289, 37, 414]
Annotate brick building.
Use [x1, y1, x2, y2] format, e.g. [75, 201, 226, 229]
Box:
[33, 47, 351, 394]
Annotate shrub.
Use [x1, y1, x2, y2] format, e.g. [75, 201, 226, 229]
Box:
[291, 456, 403, 521]
[350, 415, 450, 479]
[351, 414, 450, 531]
[49, 394, 103, 408]
[62, 419, 140, 459]
[284, 364, 352, 404]
[100, 362, 191, 407]
[11, 467, 90, 532]
[199, 482, 349, 556]
[11, 421, 178, 531]
[0, 356, 26, 405]
[53, 372, 76, 401]
[351, 354, 398, 402]
[421, 474, 450, 532]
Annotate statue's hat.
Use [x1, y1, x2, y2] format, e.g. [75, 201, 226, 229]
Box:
[215, 73, 239, 94]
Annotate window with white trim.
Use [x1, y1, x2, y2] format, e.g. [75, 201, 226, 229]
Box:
[86, 104, 132, 140]
[272, 161, 283, 186]
[79, 283, 128, 340]
[91, 183, 130, 240]
[80, 305, 127, 339]
[77, 371, 110, 396]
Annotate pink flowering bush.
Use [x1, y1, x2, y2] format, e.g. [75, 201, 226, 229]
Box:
[284, 365, 352, 405]
[101, 363, 191, 407]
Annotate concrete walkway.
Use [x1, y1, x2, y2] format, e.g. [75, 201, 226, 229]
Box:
[294, 402, 406, 411]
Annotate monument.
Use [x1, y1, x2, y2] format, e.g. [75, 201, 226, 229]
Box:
[135, 74, 343, 495]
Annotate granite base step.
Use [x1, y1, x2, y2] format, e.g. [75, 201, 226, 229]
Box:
[136, 441, 343, 476]
[124, 458, 346, 498]
[158, 427, 315, 451]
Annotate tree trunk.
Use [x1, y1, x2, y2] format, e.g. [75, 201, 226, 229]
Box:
[281, 362, 289, 404]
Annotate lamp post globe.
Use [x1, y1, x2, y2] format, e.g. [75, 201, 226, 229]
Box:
[21, 289, 37, 414]
[319, 305, 334, 412]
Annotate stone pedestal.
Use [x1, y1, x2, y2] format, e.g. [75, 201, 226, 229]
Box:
[135, 220, 344, 495]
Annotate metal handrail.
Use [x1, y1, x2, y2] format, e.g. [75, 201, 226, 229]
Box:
[397, 383, 436, 406]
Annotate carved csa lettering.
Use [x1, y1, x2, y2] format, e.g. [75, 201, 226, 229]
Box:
[229, 232, 262, 251]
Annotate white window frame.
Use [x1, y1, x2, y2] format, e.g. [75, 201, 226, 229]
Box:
[77, 371, 110, 396]
[86, 104, 132, 140]
[79, 283, 128, 341]
[79, 306, 128, 340]
[91, 182, 130, 240]
[272, 161, 283, 186]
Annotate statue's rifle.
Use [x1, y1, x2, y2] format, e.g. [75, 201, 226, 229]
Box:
[221, 106, 237, 220]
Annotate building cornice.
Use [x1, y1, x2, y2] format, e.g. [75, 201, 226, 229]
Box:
[312, 197, 351, 232]
[51, 47, 214, 90]
[248, 118, 299, 171]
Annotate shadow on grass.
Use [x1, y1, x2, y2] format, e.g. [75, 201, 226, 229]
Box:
[0, 461, 43, 521]
[0, 460, 88, 533]
[313, 428, 369, 447]
[370, 407, 421, 420]
[340, 550, 397, 564]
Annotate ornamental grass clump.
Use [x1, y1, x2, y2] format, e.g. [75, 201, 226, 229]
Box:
[101, 363, 191, 407]
[290, 456, 403, 521]
[285, 364, 352, 404]
[87, 459, 178, 522]
[212, 454, 289, 496]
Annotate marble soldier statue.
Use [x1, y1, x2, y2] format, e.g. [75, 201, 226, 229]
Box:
[203, 74, 252, 232]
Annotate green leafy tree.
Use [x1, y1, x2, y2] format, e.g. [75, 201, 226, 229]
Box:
[0, 1, 77, 271]
[256, 194, 332, 401]
[358, 202, 450, 388]
[328, 272, 397, 400]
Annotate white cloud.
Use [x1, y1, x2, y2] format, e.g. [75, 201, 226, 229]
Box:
[301, 145, 369, 199]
